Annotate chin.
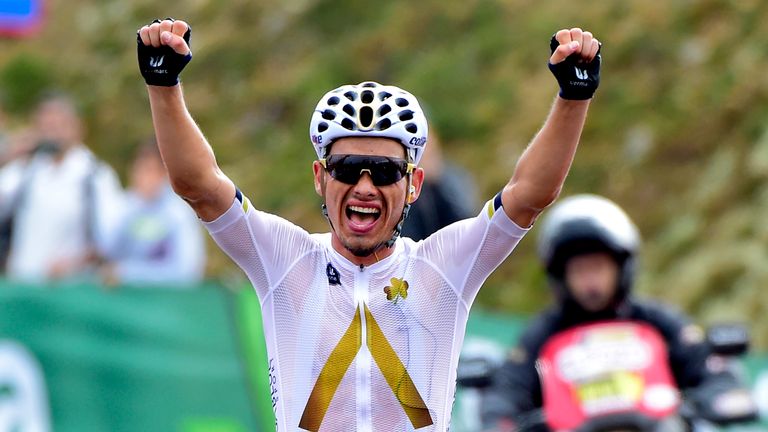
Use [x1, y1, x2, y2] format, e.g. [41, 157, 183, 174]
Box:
[342, 234, 390, 257]
[584, 301, 613, 313]
[348, 246, 378, 257]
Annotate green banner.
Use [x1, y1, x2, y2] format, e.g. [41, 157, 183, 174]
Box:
[0, 282, 273, 432]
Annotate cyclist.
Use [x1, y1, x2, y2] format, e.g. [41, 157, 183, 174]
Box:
[482, 195, 737, 431]
[136, 19, 601, 431]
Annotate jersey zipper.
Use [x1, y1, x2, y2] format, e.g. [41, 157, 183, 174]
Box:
[355, 265, 372, 432]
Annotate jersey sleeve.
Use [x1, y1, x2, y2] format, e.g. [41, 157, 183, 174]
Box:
[203, 190, 320, 300]
[416, 192, 529, 306]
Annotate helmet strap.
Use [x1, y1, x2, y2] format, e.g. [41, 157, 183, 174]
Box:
[384, 173, 413, 248]
[320, 176, 336, 233]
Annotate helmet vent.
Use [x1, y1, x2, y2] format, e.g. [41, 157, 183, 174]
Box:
[341, 118, 356, 131]
[327, 96, 340, 106]
[342, 104, 355, 116]
[378, 104, 391, 116]
[318, 122, 328, 132]
[398, 110, 414, 121]
[344, 91, 358, 101]
[376, 118, 391, 130]
[359, 106, 374, 128]
[405, 123, 417, 133]
[396, 98, 409, 107]
[378, 91, 392, 101]
[322, 109, 336, 120]
[361, 82, 377, 88]
[361, 90, 374, 104]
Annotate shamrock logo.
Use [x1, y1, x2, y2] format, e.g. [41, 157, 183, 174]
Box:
[384, 277, 409, 304]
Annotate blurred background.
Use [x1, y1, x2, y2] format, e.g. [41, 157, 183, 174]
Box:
[2, 0, 768, 430]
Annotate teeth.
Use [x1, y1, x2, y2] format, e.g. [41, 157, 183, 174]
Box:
[348, 205, 380, 214]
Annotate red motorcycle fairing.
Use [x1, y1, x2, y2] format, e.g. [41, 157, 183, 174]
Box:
[538, 321, 680, 431]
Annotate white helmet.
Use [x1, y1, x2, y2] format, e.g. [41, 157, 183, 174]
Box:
[309, 81, 429, 165]
[537, 194, 641, 298]
[537, 195, 640, 264]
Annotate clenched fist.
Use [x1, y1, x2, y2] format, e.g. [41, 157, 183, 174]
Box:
[548, 28, 602, 100]
[137, 18, 192, 87]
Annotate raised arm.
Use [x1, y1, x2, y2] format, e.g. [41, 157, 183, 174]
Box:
[502, 28, 601, 228]
[137, 19, 235, 221]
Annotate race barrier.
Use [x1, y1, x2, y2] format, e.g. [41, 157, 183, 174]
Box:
[0, 282, 273, 431]
[0, 281, 766, 431]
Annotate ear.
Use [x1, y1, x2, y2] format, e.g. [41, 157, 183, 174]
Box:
[408, 166, 425, 203]
[312, 160, 325, 196]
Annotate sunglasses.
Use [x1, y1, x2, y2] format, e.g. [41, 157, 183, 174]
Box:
[320, 154, 414, 186]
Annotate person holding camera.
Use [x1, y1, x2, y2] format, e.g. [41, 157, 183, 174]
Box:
[0, 94, 123, 282]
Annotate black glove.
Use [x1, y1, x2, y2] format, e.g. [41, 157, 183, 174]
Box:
[547, 35, 601, 100]
[136, 19, 192, 87]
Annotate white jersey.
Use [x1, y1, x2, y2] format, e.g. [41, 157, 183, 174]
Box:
[204, 191, 528, 431]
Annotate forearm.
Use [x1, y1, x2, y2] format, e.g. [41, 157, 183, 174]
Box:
[502, 97, 590, 227]
[147, 85, 234, 220]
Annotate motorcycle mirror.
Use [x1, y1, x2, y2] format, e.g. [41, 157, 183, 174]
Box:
[711, 388, 759, 422]
[707, 323, 750, 356]
[456, 339, 504, 389]
[456, 356, 498, 389]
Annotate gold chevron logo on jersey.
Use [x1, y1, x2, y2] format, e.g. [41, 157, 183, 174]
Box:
[364, 304, 431, 428]
[299, 308, 362, 430]
[298, 304, 433, 431]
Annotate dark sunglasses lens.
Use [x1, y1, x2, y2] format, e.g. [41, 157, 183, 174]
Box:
[326, 156, 407, 186]
[330, 163, 362, 184]
[370, 161, 405, 185]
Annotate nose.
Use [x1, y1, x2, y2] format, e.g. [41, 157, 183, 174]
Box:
[352, 171, 377, 196]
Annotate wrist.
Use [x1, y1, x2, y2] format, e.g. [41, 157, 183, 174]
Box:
[147, 84, 184, 99]
[147, 83, 182, 90]
[555, 95, 592, 104]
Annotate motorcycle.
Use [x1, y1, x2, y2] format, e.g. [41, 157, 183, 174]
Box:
[457, 321, 759, 432]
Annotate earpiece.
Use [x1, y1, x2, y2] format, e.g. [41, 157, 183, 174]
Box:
[409, 185, 416, 195]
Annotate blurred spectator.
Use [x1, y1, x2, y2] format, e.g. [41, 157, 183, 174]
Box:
[0, 93, 123, 282]
[101, 141, 205, 286]
[400, 130, 478, 241]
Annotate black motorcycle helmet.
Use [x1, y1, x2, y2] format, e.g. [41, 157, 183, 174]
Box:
[537, 194, 641, 304]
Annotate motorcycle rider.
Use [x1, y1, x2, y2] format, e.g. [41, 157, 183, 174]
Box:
[482, 194, 744, 431]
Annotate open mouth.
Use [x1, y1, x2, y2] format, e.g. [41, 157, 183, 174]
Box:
[345, 205, 381, 232]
